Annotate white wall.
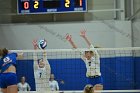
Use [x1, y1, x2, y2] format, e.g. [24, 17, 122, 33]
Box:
[115, 21, 132, 47]
[132, 1, 140, 47]
[134, 0, 140, 19]
[92, 0, 115, 20]
[0, 21, 132, 49]
[132, 19, 140, 47]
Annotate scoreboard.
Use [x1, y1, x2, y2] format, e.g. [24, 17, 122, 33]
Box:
[17, 0, 87, 14]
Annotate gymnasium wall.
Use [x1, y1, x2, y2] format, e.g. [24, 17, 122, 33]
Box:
[133, 0, 140, 19]
[0, 21, 132, 49]
[132, 20, 140, 47]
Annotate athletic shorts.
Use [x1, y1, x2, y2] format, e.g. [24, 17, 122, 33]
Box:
[0, 72, 17, 88]
[86, 76, 103, 86]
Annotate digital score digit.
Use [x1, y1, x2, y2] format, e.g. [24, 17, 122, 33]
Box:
[18, 0, 87, 14]
[23, 1, 29, 10]
[65, 0, 70, 8]
[34, 1, 39, 9]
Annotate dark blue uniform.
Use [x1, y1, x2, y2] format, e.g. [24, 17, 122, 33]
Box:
[0, 53, 18, 88]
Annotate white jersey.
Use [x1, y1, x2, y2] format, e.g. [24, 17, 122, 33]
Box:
[82, 45, 101, 77]
[35, 65, 47, 78]
[49, 80, 59, 91]
[33, 52, 51, 91]
[17, 82, 31, 91]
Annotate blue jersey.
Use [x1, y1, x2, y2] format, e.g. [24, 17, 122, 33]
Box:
[0, 53, 17, 73]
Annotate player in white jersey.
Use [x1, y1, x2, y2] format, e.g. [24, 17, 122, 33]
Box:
[49, 74, 59, 91]
[17, 76, 31, 91]
[65, 30, 103, 92]
[32, 39, 51, 91]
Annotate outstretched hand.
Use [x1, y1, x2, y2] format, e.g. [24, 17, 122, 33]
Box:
[65, 33, 72, 42]
[32, 39, 38, 49]
[80, 30, 86, 38]
[65, 33, 77, 48]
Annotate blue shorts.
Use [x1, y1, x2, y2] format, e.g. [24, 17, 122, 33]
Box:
[0, 73, 17, 88]
[86, 76, 103, 86]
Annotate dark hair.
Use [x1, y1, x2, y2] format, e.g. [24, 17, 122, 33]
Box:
[49, 74, 55, 81]
[84, 84, 94, 93]
[85, 51, 93, 54]
[20, 76, 26, 81]
[0, 48, 8, 57]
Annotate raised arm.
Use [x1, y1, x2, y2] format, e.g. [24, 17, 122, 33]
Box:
[32, 39, 39, 50]
[80, 30, 92, 48]
[80, 30, 100, 57]
[65, 34, 77, 49]
[32, 39, 39, 69]
[33, 39, 47, 60]
[42, 51, 47, 62]
[8, 49, 23, 59]
[41, 39, 48, 62]
[16, 52, 23, 59]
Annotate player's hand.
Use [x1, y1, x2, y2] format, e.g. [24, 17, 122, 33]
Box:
[17, 52, 23, 59]
[80, 30, 86, 38]
[65, 33, 72, 41]
[32, 39, 38, 49]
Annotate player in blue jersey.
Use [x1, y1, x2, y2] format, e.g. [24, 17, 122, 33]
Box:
[0, 48, 23, 93]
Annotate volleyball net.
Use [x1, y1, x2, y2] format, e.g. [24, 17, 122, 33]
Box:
[12, 47, 140, 93]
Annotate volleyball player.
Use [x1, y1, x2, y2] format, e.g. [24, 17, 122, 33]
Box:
[0, 48, 23, 93]
[65, 31, 103, 92]
[17, 76, 31, 91]
[49, 74, 59, 91]
[32, 39, 51, 91]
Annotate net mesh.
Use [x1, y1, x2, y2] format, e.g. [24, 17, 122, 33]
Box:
[12, 47, 140, 92]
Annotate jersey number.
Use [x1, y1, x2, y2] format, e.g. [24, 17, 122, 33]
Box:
[88, 62, 91, 66]
[3, 57, 12, 63]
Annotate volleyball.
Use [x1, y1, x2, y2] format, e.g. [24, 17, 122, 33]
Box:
[38, 39, 47, 49]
